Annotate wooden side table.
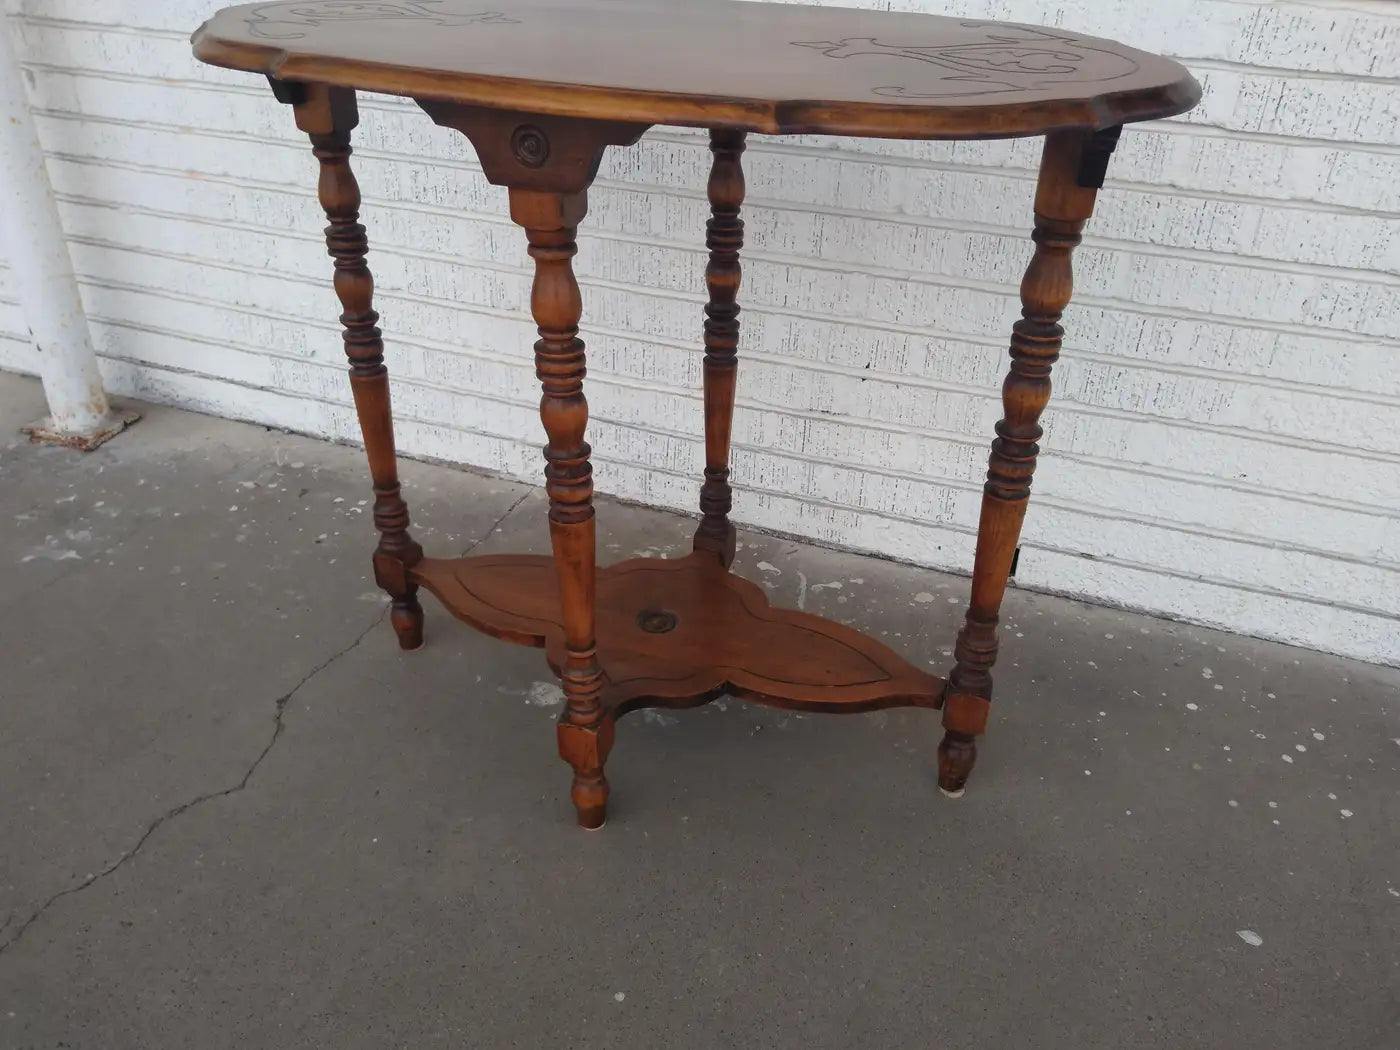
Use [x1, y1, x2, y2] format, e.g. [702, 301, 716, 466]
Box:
[193, 0, 1200, 827]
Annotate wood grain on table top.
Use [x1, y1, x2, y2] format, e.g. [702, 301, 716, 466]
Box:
[193, 0, 1200, 139]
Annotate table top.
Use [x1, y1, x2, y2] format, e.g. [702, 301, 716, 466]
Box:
[192, 0, 1200, 139]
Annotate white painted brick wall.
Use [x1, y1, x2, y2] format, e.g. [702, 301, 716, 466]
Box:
[2, 0, 1398, 666]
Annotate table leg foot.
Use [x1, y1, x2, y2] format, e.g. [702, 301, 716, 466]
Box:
[572, 776, 609, 830]
[558, 717, 614, 829]
[390, 596, 425, 651]
[937, 730, 977, 796]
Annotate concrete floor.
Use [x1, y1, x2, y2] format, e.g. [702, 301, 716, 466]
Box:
[1, 372, 1396, 1050]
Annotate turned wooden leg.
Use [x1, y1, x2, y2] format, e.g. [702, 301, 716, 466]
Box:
[511, 188, 611, 829]
[408, 104, 647, 827]
[280, 81, 424, 649]
[941, 127, 1119, 796]
[693, 129, 746, 567]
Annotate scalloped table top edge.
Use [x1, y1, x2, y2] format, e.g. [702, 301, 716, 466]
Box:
[192, 0, 1200, 139]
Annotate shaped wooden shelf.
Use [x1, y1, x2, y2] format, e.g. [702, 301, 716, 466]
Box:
[411, 552, 947, 717]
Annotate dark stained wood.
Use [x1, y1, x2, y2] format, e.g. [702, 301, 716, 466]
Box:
[693, 129, 746, 567]
[940, 126, 1111, 796]
[193, 0, 1200, 140]
[411, 552, 947, 713]
[283, 81, 425, 650]
[198, 4, 1201, 824]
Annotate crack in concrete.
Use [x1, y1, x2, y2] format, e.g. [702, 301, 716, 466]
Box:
[0, 610, 386, 957]
[457, 490, 533, 556]
[0, 493, 535, 957]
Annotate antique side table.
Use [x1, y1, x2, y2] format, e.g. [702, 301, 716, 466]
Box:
[193, 0, 1200, 827]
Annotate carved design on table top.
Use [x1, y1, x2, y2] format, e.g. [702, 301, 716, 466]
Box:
[246, 1, 517, 40]
[793, 22, 1141, 99]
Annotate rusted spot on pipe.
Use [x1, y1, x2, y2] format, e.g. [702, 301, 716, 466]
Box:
[21, 409, 142, 452]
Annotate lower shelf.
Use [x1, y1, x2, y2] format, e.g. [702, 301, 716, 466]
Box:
[411, 551, 946, 716]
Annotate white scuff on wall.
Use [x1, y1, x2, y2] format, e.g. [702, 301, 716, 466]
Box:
[0, 0, 1397, 666]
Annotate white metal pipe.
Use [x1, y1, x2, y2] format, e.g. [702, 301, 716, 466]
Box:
[0, 14, 110, 435]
